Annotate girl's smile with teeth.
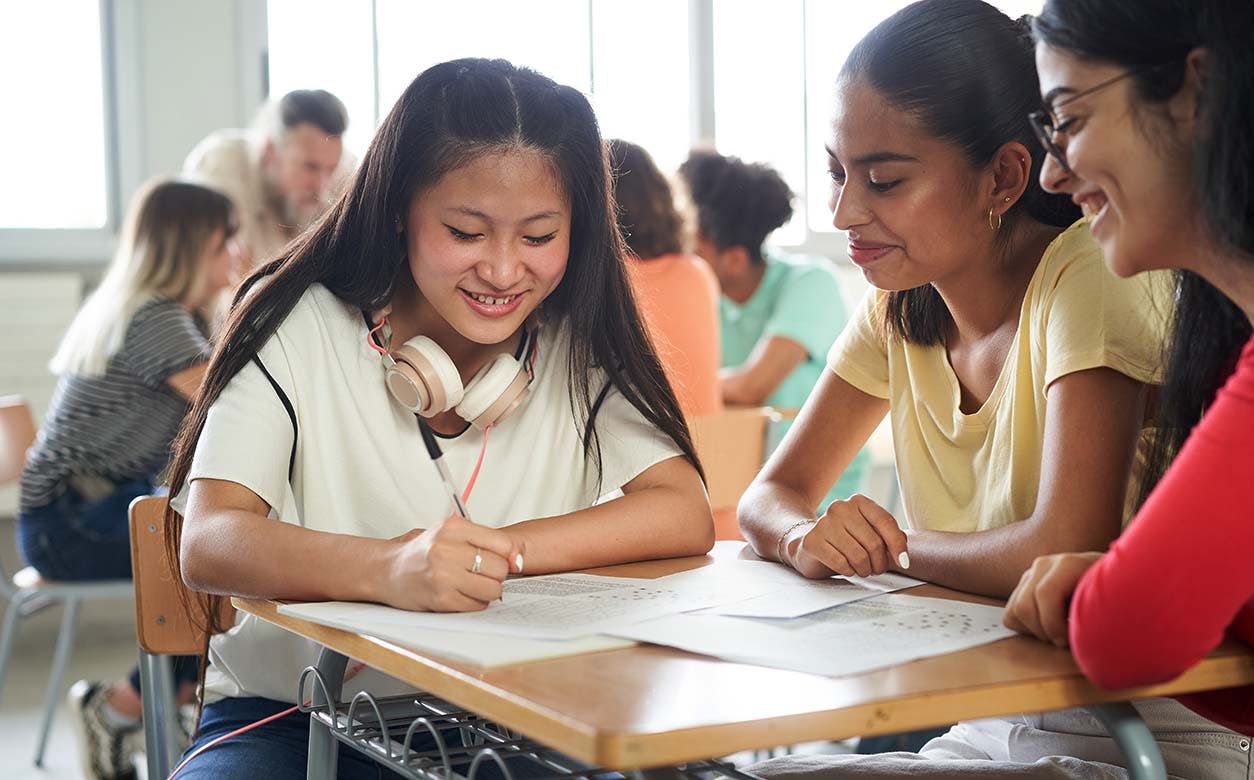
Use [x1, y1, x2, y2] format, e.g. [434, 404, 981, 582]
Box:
[462, 289, 521, 305]
[458, 287, 527, 318]
[1074, 191, 1108, 220]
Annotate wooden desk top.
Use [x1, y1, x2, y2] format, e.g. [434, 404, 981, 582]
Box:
[234, 542, 1254, 770]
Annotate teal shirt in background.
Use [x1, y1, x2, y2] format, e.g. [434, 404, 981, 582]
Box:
[720, 251, 870, 508]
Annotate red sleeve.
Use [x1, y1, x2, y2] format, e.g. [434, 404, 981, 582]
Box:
[1068, 338, 1254, 690]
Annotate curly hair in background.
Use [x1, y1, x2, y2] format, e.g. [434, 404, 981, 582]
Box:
[678, 150, 793, 264]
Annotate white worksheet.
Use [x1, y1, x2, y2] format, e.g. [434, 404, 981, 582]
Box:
[282, 567, 790, 641]
[277, 600, 635, 667]
[699, 571, 924, 619]
[611, 593, 1016, 678]
[277, 561, 919, 647]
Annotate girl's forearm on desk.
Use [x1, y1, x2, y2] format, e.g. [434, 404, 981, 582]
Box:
[904, 513, 1119, 599]
[508, 456, 714, 574]
[738, 478, 819, 562]
[180, 495, 393, 604]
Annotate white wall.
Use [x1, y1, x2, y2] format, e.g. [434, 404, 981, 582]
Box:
[133, 0, 266, 180]
[138, 2, 244, 176]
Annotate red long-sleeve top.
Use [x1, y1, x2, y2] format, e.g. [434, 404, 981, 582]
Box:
[1069, 336, 1254, 735]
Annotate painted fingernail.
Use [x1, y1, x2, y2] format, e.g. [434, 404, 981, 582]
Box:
[515, 553, 525, 574]
[898, 551, 911, 569]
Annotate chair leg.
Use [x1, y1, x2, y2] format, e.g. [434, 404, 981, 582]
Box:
[140, 651, 179, 780]
[34, 596, 80, 767]
[1088, 703, 1167, 780]
[17, 591, 56, 618]
[0, 592, 30, 710]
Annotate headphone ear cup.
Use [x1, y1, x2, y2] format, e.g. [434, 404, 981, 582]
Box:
[457, 353, 530, 430]
[386, 336, 464, 416]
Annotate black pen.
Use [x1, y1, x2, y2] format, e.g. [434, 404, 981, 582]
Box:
[417, 417, 472, 521]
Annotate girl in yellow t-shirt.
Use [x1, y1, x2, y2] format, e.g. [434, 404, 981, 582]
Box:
[739, 1, 1167, 601]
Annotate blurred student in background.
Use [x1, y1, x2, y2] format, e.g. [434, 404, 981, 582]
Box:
[610, 139, 721, 418]
[680, 150, 868, 503]
[184, 89, 356, 268]
[18, 179, 240, 780]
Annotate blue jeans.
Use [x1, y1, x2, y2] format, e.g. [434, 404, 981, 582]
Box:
[17, 476, 155, 581]
[180, 696, 595, 780]
[16, 477, 199, 692]
[178, 697, 399, 779]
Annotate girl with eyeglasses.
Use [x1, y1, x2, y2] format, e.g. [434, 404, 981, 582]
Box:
[1005, 0, 1254, 772]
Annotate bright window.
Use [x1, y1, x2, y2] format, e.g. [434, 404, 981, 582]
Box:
[0, 0, 108, 229]
[590, 1, 690, 172]
[376, 0, 591, 111]
[266, 0, 376, 157]
[269, 1, 691, 172]
[711, 0, 807, 245]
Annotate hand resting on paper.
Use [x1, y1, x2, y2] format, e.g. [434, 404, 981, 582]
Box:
[784, 494, 910, 579]
[385, 514, 527, 613]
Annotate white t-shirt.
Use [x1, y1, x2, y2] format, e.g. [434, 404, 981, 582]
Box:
[181, 283, 681, 702]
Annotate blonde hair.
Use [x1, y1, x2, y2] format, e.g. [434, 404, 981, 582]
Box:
[50, 178, 238, 377]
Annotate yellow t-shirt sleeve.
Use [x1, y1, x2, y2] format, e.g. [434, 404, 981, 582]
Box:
[1038, 225, 1170, 390]
[827, 288, 891, 399]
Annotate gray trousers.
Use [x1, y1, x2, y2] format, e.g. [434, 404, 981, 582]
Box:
[748, 698, 1252, 779]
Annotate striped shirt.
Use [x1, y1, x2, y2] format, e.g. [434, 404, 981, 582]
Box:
[19, 298, 210, 512]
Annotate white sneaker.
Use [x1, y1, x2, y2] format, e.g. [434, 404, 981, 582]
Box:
[67, 679, 141, 780]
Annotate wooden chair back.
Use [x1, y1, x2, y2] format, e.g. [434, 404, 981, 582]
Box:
[690, 407, 773, 541]
[129, 495, 233, 655]
[0, 396, 37, 486]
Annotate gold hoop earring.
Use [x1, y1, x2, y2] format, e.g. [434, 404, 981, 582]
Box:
[988, 208, 1003, 232]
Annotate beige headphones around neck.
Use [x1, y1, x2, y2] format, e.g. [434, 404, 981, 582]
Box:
[369, 308, 535, 430]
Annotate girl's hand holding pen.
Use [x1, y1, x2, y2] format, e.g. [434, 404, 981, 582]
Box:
[384, 515, 526, 612]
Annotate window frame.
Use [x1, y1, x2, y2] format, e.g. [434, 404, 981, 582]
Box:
[0, 0, 144, 266]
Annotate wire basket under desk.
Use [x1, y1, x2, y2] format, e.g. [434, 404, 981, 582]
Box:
[298, 666, 758, 780]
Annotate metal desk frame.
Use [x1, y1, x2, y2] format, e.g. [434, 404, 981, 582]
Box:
[301, 646, 1169, 780]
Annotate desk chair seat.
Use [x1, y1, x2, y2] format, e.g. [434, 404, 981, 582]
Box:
[0, 559, 134, 767]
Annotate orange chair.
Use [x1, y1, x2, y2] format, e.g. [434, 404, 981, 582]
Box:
[690, 407, 774, 541]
